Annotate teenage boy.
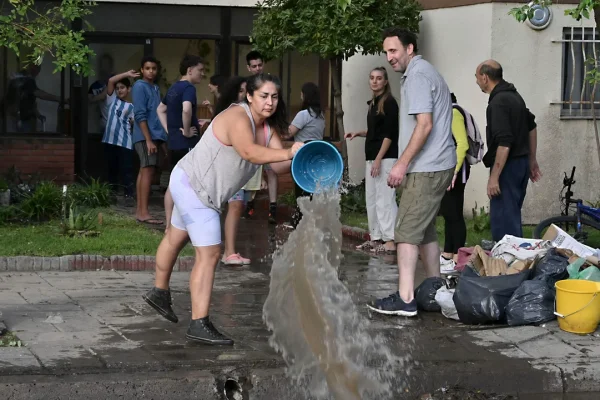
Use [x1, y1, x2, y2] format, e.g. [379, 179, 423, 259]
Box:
[157, 55, 206, 229]
[102, 69, 139, 206]
[132, 56, 167, 225]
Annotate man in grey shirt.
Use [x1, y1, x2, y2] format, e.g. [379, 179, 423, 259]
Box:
[367, 27, 456, 318]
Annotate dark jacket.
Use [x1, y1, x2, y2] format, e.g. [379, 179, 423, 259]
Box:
[483, 80, 536, 168]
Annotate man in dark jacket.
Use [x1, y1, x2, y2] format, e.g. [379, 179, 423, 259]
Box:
[476, 60, 542, 241]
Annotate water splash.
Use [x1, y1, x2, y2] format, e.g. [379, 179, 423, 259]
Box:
[263, 188, 410, 399]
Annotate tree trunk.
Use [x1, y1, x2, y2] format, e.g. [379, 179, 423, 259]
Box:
[329, 57, 349, 178]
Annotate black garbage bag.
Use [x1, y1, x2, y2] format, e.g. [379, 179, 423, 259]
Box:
[531, 248, 569, 286]
[453, 267, 530, 324]
[506, 280, 556, 326]
[415, 277, 445, 312]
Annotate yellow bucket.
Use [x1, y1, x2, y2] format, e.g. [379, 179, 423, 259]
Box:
[554, 280, 600, 334]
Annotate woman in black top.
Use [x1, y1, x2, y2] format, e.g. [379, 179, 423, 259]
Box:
[345, 67, 399, 253]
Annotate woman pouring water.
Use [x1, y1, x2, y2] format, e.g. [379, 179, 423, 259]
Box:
[143, 73, 303, 345]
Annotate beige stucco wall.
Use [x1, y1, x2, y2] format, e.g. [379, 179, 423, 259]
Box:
[490, 3, 599, 223]
[343, 3, 600, 223]
[341, 55, 401, 183]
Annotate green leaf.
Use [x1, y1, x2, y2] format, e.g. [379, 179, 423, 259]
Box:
[0, 0, 96, 76]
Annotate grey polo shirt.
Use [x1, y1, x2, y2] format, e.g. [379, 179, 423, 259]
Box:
[399, 55, 456, 173]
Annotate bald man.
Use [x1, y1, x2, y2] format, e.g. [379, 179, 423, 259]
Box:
[475, 60, 542, 242]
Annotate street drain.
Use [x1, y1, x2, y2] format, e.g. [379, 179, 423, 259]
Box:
[223, 378, 243, 400]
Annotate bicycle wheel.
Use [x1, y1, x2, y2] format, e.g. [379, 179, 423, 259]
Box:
[533, 215, 600, 245]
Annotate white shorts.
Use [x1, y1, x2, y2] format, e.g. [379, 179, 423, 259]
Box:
[169, 166, 221, 247]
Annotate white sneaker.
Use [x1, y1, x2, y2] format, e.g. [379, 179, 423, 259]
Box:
[440, 256, 456, 274]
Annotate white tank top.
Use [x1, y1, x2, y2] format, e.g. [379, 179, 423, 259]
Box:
[177, 102, 272, 212]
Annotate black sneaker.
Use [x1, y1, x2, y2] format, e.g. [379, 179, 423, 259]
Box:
[268, 202, 277, 225]
[367, 292, 418, 317]
[186, 316, 234, 345]
[143, 287, 179, 323]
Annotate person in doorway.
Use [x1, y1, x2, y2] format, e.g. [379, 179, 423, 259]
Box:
[203, 74, 226, 116]
[132, 56, 167, 225]
[367, 28, 456, 318]
[214, 76, 254, 266]
[286, 82, 326, 227]
[157, 55, 206, 230]
[345, 67, 399, 254]
[475, 60, 542, 242]
[439, 92, 470, 273]
[88, 54, 115, 131]
[142, 73, 303, 345]
[102, 70, 139, 206]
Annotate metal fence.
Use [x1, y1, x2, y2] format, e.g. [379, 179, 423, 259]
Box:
[554, 27, 600, 118]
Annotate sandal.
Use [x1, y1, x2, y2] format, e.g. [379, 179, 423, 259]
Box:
[222, 253, 251, 266]
[136, 218, 164, 225]
[356, 240, 377, 250]
[370, 244, 397, 254]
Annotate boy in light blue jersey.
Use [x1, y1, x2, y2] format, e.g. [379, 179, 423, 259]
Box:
[102, 69, 140, 206]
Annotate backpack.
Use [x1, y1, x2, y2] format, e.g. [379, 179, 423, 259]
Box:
[452, 104, 484, 165]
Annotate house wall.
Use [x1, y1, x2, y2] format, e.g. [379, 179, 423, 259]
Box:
[0, 137, 75, 184]
[489, 3, 599, 223]
[343, 3, 600, 223]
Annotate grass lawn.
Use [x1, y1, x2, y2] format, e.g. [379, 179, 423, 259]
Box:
[340, 212, 535, 248]
[0, 209, 194, 257]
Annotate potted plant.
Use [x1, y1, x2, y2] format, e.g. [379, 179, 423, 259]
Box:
[0, 178, 10, 206]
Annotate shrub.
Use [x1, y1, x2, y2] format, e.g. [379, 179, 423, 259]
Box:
[278, 190, 296, 207]
[0, 206, 19, 225]
[472, 205, 491, 233]
[60, 203, 99, 237]
[68, 178, 112, 208]
[19, 181, 63, 221]
[0, 178, 9, 192]
[341, 180, 367, 214]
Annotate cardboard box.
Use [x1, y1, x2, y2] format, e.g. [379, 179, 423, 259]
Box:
[542, 224, 596, 258]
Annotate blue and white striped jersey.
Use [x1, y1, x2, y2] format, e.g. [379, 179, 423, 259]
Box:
[102, 92, 134, 149]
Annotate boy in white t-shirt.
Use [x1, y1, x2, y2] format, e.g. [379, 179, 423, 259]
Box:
[102, 69, 139, 206]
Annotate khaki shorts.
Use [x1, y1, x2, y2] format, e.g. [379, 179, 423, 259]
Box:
[134, 140, 164, 168]
[394, 168, 454, 245]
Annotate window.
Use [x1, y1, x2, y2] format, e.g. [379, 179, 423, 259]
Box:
[0, 46, 68, 135]
[153, 38, 218, 120]
[86, 43, 145, 135]
[561, 27, 600, 118]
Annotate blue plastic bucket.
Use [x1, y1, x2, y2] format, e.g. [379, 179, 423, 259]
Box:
[291, 141, 343, 193]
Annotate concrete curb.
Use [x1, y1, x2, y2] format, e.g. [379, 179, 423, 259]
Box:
[0, 255, 196, 272]
[341, 225, 370, 242]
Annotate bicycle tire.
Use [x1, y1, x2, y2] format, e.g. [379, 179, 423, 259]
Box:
[533, 215, 600, 239]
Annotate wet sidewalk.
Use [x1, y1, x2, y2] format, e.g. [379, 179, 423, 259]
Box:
[1, 219, 600, 399]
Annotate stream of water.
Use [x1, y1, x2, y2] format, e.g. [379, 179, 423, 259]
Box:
[263, 189, 411, 399]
